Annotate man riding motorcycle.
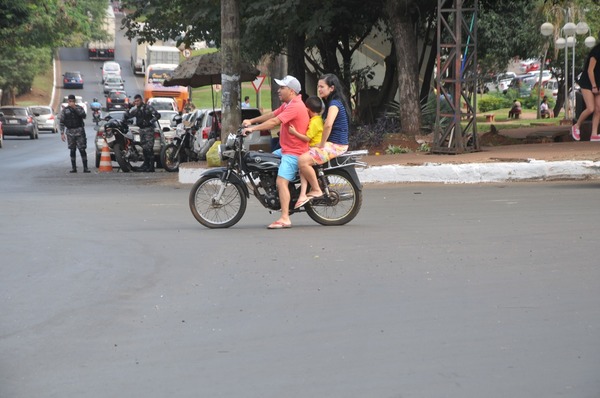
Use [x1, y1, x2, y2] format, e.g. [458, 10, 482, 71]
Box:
[90, 98, 102, 124]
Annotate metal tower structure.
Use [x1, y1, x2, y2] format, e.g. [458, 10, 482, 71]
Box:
[433, 0, 479, 154]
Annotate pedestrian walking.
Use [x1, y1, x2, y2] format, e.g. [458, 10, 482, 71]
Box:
[572, 37, 600, 141]
[60, 94, 89, 173]
[123, 94, 161, 172]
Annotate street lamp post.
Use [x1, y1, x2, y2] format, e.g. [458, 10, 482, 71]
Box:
[542, 11, 595, 121]
[539, 22, 554, 119]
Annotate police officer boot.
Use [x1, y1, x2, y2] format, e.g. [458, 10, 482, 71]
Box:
[70, 158, 77, 173]
[147, 159, 155, 172]
[138, 160, 149, 172]
[82, 159, 90, 173]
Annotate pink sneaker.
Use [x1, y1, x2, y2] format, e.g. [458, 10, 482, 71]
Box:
[590, 135, 600, 142]
[571, 125, 580, 141]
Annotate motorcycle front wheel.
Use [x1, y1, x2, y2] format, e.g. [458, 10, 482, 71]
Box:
[189, 175, 247, 228]
[113, 142, 145, 172]
[305, 170, 362, 226]
[160, 143, 181, 172]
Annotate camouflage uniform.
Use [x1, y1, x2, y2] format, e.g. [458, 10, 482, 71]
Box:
[124, 102, 161, 172]
[60, 104, 88, 173]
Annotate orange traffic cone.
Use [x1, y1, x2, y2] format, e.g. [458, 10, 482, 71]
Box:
[99, 140, 113, 172]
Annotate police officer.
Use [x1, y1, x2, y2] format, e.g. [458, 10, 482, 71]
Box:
[60, 94, 89, 173]
[124, 94, 160, 172]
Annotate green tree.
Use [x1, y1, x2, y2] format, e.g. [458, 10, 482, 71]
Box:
[0, 0, 107, 104]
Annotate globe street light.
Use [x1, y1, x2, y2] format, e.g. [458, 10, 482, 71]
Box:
[554, 36, 569, 119]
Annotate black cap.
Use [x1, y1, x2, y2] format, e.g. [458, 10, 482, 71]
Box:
[68, 94, 76, 100]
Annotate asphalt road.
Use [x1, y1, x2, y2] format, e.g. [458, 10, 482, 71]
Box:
[1, 27, 599, 398]
[1, 128, 600, 397]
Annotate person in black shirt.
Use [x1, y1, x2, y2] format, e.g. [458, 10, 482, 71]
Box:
[60, 94, 88, 173]
[124, 94, 161, 172]
[572, 39, 600, 141]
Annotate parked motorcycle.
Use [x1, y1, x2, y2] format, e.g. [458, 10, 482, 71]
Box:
[189, 128, 367, 229]
[102, 117, 146, 172]
[160, 116, 217, 172]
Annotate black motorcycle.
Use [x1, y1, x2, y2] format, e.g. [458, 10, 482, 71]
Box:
[91, 108, 102, 125]
[102, 117, 146, 172]
[161, 116, 217, 172]
[189, 128, 367, 229]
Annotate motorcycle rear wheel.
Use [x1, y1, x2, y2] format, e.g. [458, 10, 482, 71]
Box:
[189, 175, 247, 228]
[160, 143, 181, 172]
[113, 142, 145, 172]
[305, 170, 362, 226]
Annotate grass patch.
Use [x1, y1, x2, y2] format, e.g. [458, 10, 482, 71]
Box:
[15, 68, 54, 107]
[190, 81, 273, 111]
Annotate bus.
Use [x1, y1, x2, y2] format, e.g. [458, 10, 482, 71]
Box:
[88, 5, 116, 60]
[143, 63, 189, 113]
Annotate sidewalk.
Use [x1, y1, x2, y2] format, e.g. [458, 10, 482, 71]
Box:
[179, 127, 600, 184]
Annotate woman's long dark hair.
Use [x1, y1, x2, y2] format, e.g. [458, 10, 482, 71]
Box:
[320, 73, 352, 126]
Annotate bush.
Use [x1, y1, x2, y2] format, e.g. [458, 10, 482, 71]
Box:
[349, 116, 399, 150]
[479, 94, 511, 113]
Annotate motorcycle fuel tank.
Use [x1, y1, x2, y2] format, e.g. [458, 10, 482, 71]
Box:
[243, 151, 281, 171]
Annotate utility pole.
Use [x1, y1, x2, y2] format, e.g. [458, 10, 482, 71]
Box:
[220, 0, 241, 141]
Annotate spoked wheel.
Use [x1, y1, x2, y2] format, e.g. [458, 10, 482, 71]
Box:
[305, 170, 362, 226]
[189, 176, 247, 228]
[161, 143, 181, 172]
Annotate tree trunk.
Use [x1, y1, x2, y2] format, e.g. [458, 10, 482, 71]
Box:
[287, 32, 306, 99]
[386, 0, 422, 136]
[268, 55, 286, 110]
[220, 0, 241, 142]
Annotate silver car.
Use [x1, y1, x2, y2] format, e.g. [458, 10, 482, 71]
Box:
[103, 75, 125, 94]
[29, 106, 59, 134]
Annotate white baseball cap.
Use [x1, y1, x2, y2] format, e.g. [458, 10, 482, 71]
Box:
[274, 75, 301, 94]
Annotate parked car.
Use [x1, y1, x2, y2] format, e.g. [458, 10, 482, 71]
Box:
[29, 106, 59, 134]
[94, 110, 164, 168]
[484, 72, 517, 94]
[0, 106, 39, 139]
[519, 59, 541, 73]
[60, 95, 88, 115]
[507, 74, 538, 96]
[101, 61, 121, 82]
[63, 71, 84, 89]
[106, 90, 129, 111]
[103, 75, 125, 94]
[147, 97, 178, 112]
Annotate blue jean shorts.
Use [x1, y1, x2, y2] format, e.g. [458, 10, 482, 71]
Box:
[272, 149, 299, 181]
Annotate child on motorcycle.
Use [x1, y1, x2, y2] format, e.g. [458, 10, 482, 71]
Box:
[288, 96, 324, 209]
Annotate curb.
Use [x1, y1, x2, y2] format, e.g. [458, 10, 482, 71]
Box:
[178, 160, 600, 185]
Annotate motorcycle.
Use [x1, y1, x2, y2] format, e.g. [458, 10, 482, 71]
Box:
[160, 116, 217, 172]
[101, 116, 147, 172]
[91, 107, 102, 125]
[189, 128, 367, 229]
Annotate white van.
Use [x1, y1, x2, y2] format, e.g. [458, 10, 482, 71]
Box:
[101, 61, 121, 82]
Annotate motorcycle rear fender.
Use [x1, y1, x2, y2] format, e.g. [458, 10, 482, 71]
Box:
[201, 168, 250, 198]
[324, 166, 363, 191]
